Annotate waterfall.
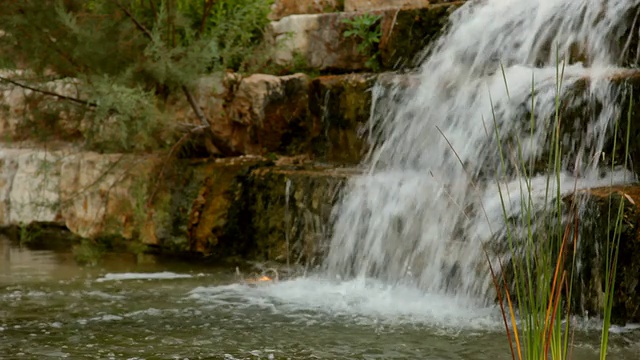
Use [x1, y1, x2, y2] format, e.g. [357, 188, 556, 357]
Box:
[324, 0, 640, 304]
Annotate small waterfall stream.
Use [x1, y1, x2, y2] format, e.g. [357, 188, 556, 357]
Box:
[325, 0, 640, 304]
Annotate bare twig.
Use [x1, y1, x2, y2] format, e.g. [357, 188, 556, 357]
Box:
[181, 85, 238, 156]
[115, 0, 154, 41]
[0, 75, 95, 107]
[198, 0, 216, 37]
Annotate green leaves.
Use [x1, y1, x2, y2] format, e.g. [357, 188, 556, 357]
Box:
[341, 13, 382, 71]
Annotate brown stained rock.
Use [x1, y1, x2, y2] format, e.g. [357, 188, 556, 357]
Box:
[187, 164, 237, 253]
[223, 73, 310, 154]
[269, 0, 343, 20]
[378, 2, 462, 69]
[345, 0, 430, 12]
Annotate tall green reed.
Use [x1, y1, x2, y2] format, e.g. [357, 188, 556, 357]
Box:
[486, 55, 632, 360]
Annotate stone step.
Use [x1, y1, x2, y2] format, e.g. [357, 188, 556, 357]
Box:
[268, 2, 462, 72]
[269, 0, 344, 20]
[269, 0, 461, 20]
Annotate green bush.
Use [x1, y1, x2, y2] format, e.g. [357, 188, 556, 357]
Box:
[0, 0, 274, 153]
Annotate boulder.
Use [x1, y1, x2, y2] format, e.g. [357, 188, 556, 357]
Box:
[267, 3, 462, 72]
[177, 73, 311, 156]
[223, 73, 310, 154]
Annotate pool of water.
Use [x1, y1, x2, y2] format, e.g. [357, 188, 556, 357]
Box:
[1, 238, 638, 359]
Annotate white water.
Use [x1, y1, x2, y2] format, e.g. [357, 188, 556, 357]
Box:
[324, 0, 640, 305]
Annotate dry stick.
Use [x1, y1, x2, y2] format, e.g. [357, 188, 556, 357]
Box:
[145, 124, 208, 207]
[543, 205, 576, 357]
[198, 0, 217, 37]
[182, 86, 238, 156]
[0, 76, 95, 107]
[498, 256, 523, 360]
[115, 0, 154, 40]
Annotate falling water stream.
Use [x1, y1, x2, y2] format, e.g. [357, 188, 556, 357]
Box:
[4, 0, 640, 358]
[326, 0, 639, 303]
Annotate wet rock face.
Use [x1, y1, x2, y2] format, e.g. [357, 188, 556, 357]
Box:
[378, 3, 460, 69]
[242, 167, 348, 265]
[306, 74, 378, 163]
[573, 186, 640, 325]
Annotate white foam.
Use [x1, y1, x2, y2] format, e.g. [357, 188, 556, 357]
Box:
[188, 277, 501, 331]
[95, 272, 192, 282]
[610, 323, 640, 334]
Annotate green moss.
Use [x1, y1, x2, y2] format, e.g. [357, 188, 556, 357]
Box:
[304, 74, 377, 163]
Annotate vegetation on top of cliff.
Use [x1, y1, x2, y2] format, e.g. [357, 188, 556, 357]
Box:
[0, 0, 273, 154]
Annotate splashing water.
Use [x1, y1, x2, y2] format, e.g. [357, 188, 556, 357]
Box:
[324, 0, 640, 304]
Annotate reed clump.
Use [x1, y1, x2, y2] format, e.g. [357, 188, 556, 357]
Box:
[486, 58, 631, 360]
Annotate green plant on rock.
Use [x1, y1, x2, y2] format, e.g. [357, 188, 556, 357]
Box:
[341, 13, 382, 71]
[72, 238, 105, 266]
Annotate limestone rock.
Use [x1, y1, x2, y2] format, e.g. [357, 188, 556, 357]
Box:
[345, 0, 430, 12]
[270, 0, 342, 20]
[268, 13, 370, 71]
[0, 75, 84, 142]
[59, 152, 159, 241]
[8, 150, 63, 225]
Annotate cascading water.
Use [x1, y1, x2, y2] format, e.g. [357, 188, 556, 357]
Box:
[325, 0, 640, 304]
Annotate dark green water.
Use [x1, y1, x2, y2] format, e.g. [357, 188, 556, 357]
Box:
[1, 238, 638, 359]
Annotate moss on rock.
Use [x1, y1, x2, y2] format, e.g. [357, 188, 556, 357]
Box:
[305, 73, 378, 163]
[241, 166, 349, 265]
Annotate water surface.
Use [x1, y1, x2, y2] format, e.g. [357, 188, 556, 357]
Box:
[1, 239, 638, 359]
